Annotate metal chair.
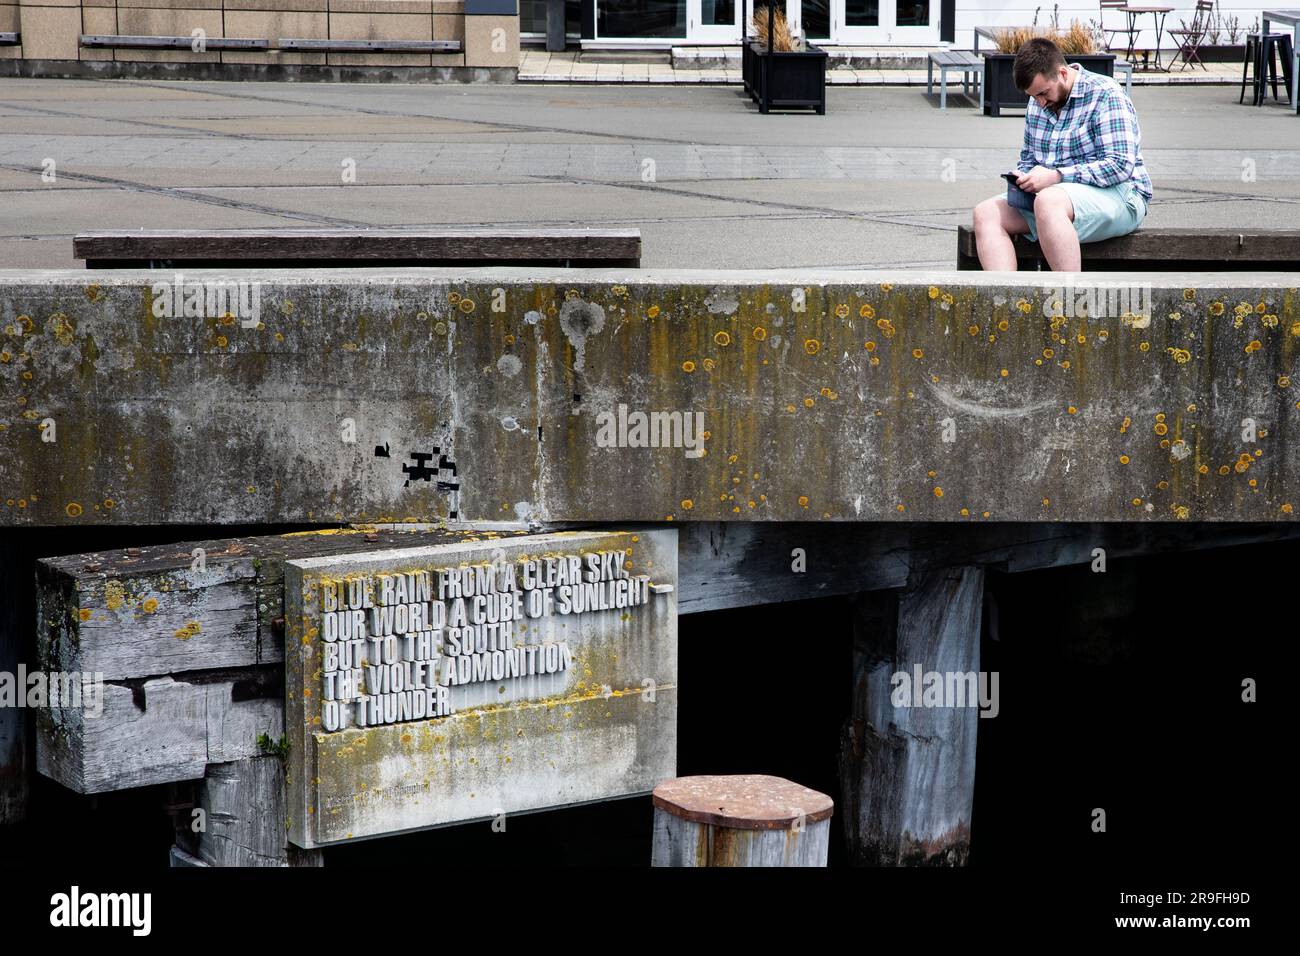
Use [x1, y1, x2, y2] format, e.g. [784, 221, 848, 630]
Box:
[1167, 0, 1214, 72]
[1099, 0, 1140, 58]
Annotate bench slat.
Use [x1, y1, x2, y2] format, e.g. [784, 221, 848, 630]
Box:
[74, 228, 642, 267]
[80, 35, 270, 50]
[958, 225, 1300, 267]
[278, 38, 462, 53]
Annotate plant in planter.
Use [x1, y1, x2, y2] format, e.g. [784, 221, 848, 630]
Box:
[743, 5, 827, 115]
[980, 9, 1115, 116]
[1180, 1, 1251, 63]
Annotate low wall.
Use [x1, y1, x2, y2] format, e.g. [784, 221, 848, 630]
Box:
[1, 268, 1297, 524]
[0, 0, 518, 76]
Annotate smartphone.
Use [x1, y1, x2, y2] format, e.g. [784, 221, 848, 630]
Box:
[1001, 172, 1022, 186]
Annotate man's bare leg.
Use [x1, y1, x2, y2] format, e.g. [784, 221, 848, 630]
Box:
[972, 198, 1031, 271]
[1033, 186, 1081, 272]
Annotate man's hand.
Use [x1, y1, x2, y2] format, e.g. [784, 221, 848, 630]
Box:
[1015, 166, 1063, 193]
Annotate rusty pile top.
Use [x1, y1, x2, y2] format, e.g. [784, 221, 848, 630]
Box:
[652, 774, 834, 830]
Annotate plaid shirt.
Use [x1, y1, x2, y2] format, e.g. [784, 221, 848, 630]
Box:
[1017, 63, 1153, 204]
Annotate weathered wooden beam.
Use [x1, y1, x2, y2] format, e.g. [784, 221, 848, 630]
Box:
[840, 567, 984, 866]
[32, 519, 1299, 795]
[170, 757, 323, 867]
[74, 229, 641, 268]
[277, 39, 463, 53]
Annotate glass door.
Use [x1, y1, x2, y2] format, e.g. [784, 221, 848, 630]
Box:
[822, 0, 938, 44]
[688, 0, 742, 42]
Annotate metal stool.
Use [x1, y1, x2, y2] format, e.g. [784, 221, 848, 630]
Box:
[1241, 32, 1295, 105]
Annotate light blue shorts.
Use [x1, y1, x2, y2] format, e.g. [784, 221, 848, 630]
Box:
[994, 180, 1148, 244]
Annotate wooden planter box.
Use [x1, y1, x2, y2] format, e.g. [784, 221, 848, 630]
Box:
[1182, 43, 1247, 63]
[743, 41, 827, 114]
[980, 52, 1116, 115]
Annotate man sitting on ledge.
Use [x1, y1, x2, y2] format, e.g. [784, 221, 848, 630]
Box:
[972, 38, 1153, 271]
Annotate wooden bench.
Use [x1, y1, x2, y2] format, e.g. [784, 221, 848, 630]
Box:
[79, 36, 461, 54]
[74, 228, 642, 269]
[277, 38, 461, 54]
[80, 35, 270, 51]
[927, 50, 984, 110]
[957, 225, 1300, 271]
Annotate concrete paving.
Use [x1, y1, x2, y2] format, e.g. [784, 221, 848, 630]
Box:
[0, 77, 1297, 270]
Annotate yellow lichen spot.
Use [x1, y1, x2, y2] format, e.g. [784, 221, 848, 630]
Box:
[999, 368, 1009, 378]
[864, 341, 876, 352]
[174, 620, 201, 641]
[728, 454, 738, 464]
[912, 348, 924, 359]
[786, 403, 797, 413]
[896, 504, 905, 513]
[1017, 300, 1032, 314]
[680, 499, 693, 511]
[835, 304, 850, 318]
[1153, 423, 1167, 436]
[216, 335, 228, 348]
[1067, 405, 1078, 415]
[1283, 503, 1294, 514]
[1249, 479, 1258, 488]
[880, 283, 893, 292]
[860, 304, 876, 319]
[1183, 289, 1196, 301]
[1210, 301, 1225, 316]
[927, 470, 937, 478]
[1138, 341, 1150, 352]
[1035, 359, 1043, 366]
[752, 326, 767, 341]
[1043, 348, 1055, 359]
[681, 360, 696, 373]
[1041, 497, 1050, 507]
[1279, 375, 1291, 388]
[1198, 464, 1208, 474]
[928, 286, 940, 300]
[0, 352, 9, 364]
[1173, 504, 1190, 519]
[1168, 347, 1191, 363]
[79, 609, 91, 622]
[1156, 480, 1169, 490]
[803, 338, 820, 355]
[876, 319, 896, 338]
[647, 305, 660, 318]
[503, 334, 516, 346]
[1256, 302, 1267, 314]
[933, 487, 944, 498]
[967, 324, 979, 336]
[1219, 465, 1231, 476]
[820, 387, 838, 400]
[960, 507, 970, 517]
[714, 330, 731, 347]
[1132, 498, 1143, 506]
[1155, 413, 1166, 422]
[798, 496, 809, 508]
[459, 299, 476, 314]
[65, 502, 83, 518]
[1244, 340, 1262, 354]
[142, 598, 158, 614]
[448, 292, 462, 304]
[1077, 333, 1087, 344]
[703, 358, 716, 372]
[997, 319, 1009, 332]
[1291, 322, 1300, 337]
[1061, 360, 1071, 370]
[803, 397, 815, 408]
[870, 356, 880, 366]
[1119, 455, 1130, 465]
[982, 511, 991, 518]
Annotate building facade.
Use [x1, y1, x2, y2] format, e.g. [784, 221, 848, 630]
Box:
[520, 0, 1269, 50]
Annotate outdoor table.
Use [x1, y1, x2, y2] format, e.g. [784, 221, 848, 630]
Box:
[1120, 4, 1175, 71]
[1262, 9, 1300, 107]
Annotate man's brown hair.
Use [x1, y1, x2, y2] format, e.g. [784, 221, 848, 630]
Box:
[1013, 37, 1066, 92]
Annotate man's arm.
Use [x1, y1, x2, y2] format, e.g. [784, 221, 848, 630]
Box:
[1016, 108, 1038, 174]
[1056, 90, 1139, 188]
